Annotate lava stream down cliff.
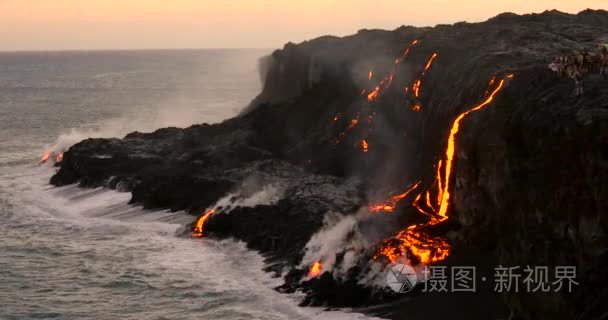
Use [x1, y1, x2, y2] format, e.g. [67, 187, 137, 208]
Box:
[371, 74, 513, 266]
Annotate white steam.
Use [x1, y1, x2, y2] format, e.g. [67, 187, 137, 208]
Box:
[300, 209, 370, 281]
[43, 99, 227, 155]
[301, 207, 434, 288]
[213, 183, 285, 212]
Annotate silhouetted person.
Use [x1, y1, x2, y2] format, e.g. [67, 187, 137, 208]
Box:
[600, 45, 608, 79]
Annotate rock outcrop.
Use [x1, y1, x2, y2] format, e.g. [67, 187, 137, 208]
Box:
[51, 10, 608, 320]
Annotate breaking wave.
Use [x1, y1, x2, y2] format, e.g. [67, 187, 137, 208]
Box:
[0, 163, 381, 320]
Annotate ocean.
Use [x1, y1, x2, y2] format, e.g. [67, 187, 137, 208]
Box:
[0, 49, 375, 320]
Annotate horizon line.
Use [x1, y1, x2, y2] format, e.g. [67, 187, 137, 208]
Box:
[0, 47, 276, 53]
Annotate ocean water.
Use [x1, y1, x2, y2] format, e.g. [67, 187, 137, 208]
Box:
[0, 50, 376, 320]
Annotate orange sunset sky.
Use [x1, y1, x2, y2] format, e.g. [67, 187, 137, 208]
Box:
[1, 0, 605, 51]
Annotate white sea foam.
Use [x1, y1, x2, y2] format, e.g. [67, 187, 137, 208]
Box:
[0, 164, 383, 320]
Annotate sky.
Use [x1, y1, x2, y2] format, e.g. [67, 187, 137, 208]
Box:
[0, 0, 605, 51]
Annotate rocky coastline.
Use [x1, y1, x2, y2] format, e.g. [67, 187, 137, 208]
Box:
[51, 10, 608, 320]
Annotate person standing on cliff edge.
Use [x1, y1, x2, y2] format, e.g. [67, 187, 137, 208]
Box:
[600, 44, 608, 79]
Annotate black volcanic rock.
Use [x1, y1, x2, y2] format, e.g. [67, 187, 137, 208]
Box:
[205, 174, 363, 264]
[51, 10, 608, 320]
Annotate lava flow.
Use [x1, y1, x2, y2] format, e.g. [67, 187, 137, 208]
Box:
[408, 52, 439, 109]
[374, 74, 513, 265]
[335, 39, 422, 146]
[367, 85, 381, 102]
[361, 139, 369, 153]
[413, 79, 422, 98]
[337, 42, 429, 148]
[395, 39, 419, 64]
[423, 53, 438, 74]
[38, 151, 65, 165]
[374, 224, 450, 264]
[369, 181, 421, 213]
[192, 209, 216, 238]
[308, 260, 323, 278]
[335, 113, 360, 144]
[38, 151, 53, 165]
[433, 75, 510, 221]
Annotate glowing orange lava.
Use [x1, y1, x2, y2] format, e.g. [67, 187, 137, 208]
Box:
[361, 139, 369, 153]
[38, 151, 52, 165]
[412, 193, 434, 219]
[394, 225, 450, 264]
[367, 86, 381, 102]
[408, 53, 438, 110]
[335, 114, 360, 144]
[55, 153, 64, 164]
[369, 181, 421, 213]
[374, 74, 513, 265]
[334, 40, 426, 152]
[413, 80, 422, 98]
[396, 39, 420, 64]
[192, 209, 216, 238]
[308, 261, 323, 278]
[347, 117, 359, 129]
[423, 53, 438, 74]
[434, 76, 509, 221]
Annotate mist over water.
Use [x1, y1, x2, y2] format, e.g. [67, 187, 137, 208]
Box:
[0, 49, 267, 163]
[0, 50, 378, 320]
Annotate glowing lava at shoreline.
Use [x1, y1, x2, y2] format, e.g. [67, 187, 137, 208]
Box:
[38, 151, 64, 165]
[38, 151, 53, 165]
[192, 209, 216, 238]
[308, 260, 323, 278]
[55, 153, 64, 164]
[374, 74, 513, 265]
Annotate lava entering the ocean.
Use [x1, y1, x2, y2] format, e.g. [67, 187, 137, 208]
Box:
[38, 151, 65, 165]
[192, 209, 216, 238]
[38, 151, 53, 165]
[55, 153, 64, 164]
[308, 260, 323, 278]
